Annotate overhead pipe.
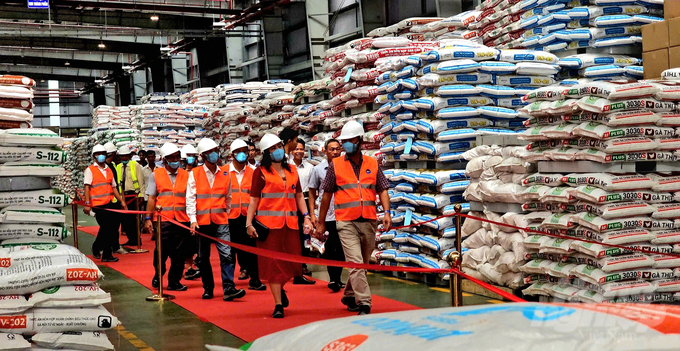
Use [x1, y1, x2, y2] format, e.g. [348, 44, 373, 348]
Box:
[222, 0, 291, 30]
[52, 0, 241, 16]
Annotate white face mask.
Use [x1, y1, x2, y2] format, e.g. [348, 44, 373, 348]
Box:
[255, 154, 263, 162]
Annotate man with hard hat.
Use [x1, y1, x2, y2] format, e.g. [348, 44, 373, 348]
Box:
[84, 144, 128, 262]
[186, 138, 246, 301]
[103, 142, 126, 254]
[228, 139, 266, 291]
[181, 144, 199, 171]
[144, 143, 191, 291]
[116, 145, 147, 247]
[315, 120, 392, 316]
[181, 143, 201, 280]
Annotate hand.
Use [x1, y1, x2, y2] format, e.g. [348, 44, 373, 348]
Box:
[303, 217, 313, 235]
[121, 202, 128, 211]
[247, 224, 258, 238]
[84, 206, 91, 215]
[383, 212, 392, 232]
[310, 214, 318, 228]
[144, 219, 153, 232]
[314, 222, 326, 240]
[190, 222, 199, 234]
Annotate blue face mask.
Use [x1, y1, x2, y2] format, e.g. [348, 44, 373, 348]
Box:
[343, 141, 359, 155]
[96, 155, 106, 163]
[235, 152, 247, 163]
[168, 161, 181, 170]
[187, 156, 196, 165]
[207, 151, 219, 164]
[271, 148, 285, 162]
[122, 160, 130, 165]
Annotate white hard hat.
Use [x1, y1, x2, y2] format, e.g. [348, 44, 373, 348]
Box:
[181, 144, 197, 156]
[196, 138, 219, 154]
[160, 142, 181, 158]
[259, 133, 282, 151]
[230, 139, 248, 153]
[92, 144, 106, 155]
[118, 145, 132, 156]
[337, 120, 364, 141]
[104, 142, 117, 154]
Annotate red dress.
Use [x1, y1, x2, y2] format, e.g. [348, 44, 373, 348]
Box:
[251, 166, 303, 284]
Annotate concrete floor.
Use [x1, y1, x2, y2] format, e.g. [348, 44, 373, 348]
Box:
[63, 206, 497, 350]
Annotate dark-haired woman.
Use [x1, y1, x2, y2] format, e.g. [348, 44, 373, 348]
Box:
[246, 133, 313, 318]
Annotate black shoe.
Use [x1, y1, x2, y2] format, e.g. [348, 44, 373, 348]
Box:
[184, 268, 201, 280]
[152, 277, 160, 288]
[202, 290, 214, 299]
[328, 281, 342, 293]
[92, 246, 101, 260]
[101, 257, 119, 262]
[302, 267, 313, 276]
[358, 305, 371, 315]
[293, 276, 316, 285]
[223, 287, 246, 301]
[248, 281, 267, 291]
[167, 282, 188, 291]
[281, 289, 289, 308]
[341, 296, 359, 312]
[272, 304, 284, 319]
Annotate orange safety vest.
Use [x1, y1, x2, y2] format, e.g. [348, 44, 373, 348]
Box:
[193, 166, 231, 225]
[333, 155, 378, 221]
[228, 165, 253, 219]
[154, 167, 190, 222]
[255, 166, 299, 230]
[88, 164, 114, 207]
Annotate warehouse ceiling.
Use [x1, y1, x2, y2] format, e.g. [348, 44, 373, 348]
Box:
[0, 0, 281, 85]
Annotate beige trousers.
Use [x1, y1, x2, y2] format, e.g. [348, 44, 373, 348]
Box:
[337, 220, 377, 307]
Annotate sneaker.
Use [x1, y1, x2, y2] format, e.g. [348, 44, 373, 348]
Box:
[114, 248, 129, 255]
[281, 289, 289, 308]
[167, 283, 188, 291]
[358, 305, 371, 315]
[184, 268, 201, 280]
[202, 290, 213, 299]
[341, 296, 359, 312]
[223, 287, 246, 301]
[272, 304, 284, 318]
[101, 257, 119, 263]
[248, 281, 267, 291]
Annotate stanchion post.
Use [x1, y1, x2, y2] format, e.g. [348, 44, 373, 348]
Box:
[449, 203, 463, 307]
[71, 201, 79, 250]
[146, 206, 175, 302]
[128, 197, 148, 254]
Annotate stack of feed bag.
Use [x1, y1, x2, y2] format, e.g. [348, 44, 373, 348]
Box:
[137, 97, 206, 154]
[0, 75, 34, 129]
[91, 106, 135, 130]
[60, 137, 93, 200]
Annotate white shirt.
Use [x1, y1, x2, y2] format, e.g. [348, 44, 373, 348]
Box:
[84, 163, 117, 187]
[292, 159, 314, 193]
[229, 162, 248, 185]
[308, 159, 335, 221]
[186, 164, 232, 224]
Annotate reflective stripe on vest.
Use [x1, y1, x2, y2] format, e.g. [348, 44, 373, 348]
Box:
[255, 166, 299, 230]
[332, 155, 378, 221]
[153, 167, 189, 222]
[228, 165, 253, 219]
[193, 166, 231, 225]
[88, 164, 114, 207]
[116, 160, 142, 196]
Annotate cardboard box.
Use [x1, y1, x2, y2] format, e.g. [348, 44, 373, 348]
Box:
[643, 48, 670, 79]
[666, 0, 680, 20]
[670, 18, 680, 47]
[642, 21, 669, 52]
[670, 46, 680, 70]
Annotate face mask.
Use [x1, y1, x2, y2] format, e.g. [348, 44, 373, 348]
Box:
[187, 156, 196, 165]
[343, 141, 359, 155]
[168, 161, 181, 170]
[271, 148, 285, 162]
[96, 155, 106, 163]
[122, 160, 130, 165]
[235, 152, 247, 163]
[255, 154, 263, 162]
[207, 151, 219, 164]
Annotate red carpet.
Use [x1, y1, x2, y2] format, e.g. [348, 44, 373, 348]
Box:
[78, 226, 420, 341]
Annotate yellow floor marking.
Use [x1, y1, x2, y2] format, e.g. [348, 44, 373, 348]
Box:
[429, 287, 472, 296]
[487, 299, 505, 304]
[384, 277, 419, 285]
[114, 325, 155, 351]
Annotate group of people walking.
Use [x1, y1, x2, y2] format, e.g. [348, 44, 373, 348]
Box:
[83, 120, 392, 318]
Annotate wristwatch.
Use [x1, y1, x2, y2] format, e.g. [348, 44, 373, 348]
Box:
[246, 223, 254, 229]
[302, 212, 310, 217]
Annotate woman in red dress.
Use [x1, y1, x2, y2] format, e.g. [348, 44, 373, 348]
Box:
[246, 133, 313, 318]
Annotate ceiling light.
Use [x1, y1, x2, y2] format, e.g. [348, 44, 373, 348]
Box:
[150, 14, 159, 21]
[98, 42, 106, 49]
[64, 62, 70, 66]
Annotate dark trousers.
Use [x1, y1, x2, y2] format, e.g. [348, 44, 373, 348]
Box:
[153, 222, 188, 284]
[196, 223, 236, 293]
[323, 221, 345, 283]
[229, 215, 261, 284]
[93, 202, 121, 258]
[122, 192, 140, 245]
